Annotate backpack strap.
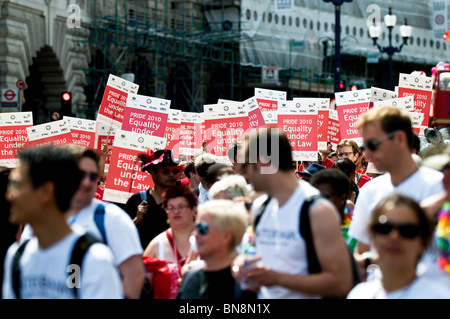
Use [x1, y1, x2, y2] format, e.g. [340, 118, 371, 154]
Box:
[299, 195, 361, 288]
[12, 239, 30, 299]
[299, 194, 324, 274]
[69, 233, 100, 299]
[253, 196, 272, 231]
[94, 202, 107, 245]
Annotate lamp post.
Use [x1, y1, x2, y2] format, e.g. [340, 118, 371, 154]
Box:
[323, 0, 353, 93]
[369, 7, 412, 90]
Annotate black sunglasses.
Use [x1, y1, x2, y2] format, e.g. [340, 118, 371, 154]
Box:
[80, 171, 99, 182]
[371, 221, 421, 239]
[361, 130, 399, 152]
[194, 222, 210, 236]
[157, 168, 181, 175]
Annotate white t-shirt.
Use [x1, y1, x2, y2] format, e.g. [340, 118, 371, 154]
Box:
[21, 199, 143, 266]
[252, 182, 321, 299]
[348, 167, 444, 245]
[347, 271, 450, 299]
[2, 232, 123, 299]
[348, 166, 446, 283]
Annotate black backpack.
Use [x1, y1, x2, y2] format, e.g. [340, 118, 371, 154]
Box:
[253, 194, 361, 294]
[12, 233, 99, 299]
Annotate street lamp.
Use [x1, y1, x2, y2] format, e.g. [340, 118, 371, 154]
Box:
[369, 7, 412, 90]
[323, 0, 353, 93]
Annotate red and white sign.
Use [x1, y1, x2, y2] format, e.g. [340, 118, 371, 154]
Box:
[397, 73, 433, 134]
[121, 94, 170, 137]
[64, 116, 96, 149]
[95, 124, 118, 172]
[254, 87, 286, 112]
[16, 80, 26, 90]
[164, 109, 181, 160]
[328, 109, 341, 149]
[26, 119, 73, 148]
[97, 74, 138, 126]
[278, 100, 318, 161]
[374, 96, 423, 135]
[0, 112, 33, 167]
[179, 112, 203, 157]
[102, 130, 166, 204]
[295, 98, 329, 151]
[335, 89, 371, 144]
[2, 88, 19, 104]
[203, 102, 248, 158]
[369, 87, 397, 109]
[245, 97, 266, 131]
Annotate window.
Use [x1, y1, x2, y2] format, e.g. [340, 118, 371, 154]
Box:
[282, 15, 286, 25]
[317, 21, 320, 31]
[417, 37, 421, 46]
[324, 22, 328, 32]
[395, 34, 399, 43]
[359, 27, 364, 38]
[296, 17, 300, 27]
[268, 13, 272, 23]
[436, 41, 441, 49]
[345, 25, 349, 35]
[253, 10, 258, 21]
[423, 38, 427, 47]
[353, 26, 357, 36]
[289, 16, 292, 26]
[274, 14, 279, 24]
[246, 9, 251, 20]
[303, 18, 307, 28]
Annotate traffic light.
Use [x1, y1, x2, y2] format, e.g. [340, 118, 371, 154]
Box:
[350, 85, 359, 91]
[61, 91, 72, 116]
[340, 80, 347, 91]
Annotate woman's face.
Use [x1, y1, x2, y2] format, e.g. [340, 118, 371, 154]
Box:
[165, 196, 195, 229]
[194, 212, 228, 259]
[372, 204, 426, 271]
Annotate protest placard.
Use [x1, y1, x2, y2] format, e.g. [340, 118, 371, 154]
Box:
[95, 123, 118, 171]
[328, 109, 341, 149]
[397, 73, 433, 131]
[244, 96, 266, 131]
[26, 119, 72, 147]
[278, 100, 318, 161]
[102, 130, 167, 204]
[294, 98, 329, 151]
[335, 89, 371, 145]
[164, 109, 181, 160]
[121, 93, 170, 136]
[179, 111, 203, 157]
[97, 74, 139, 126]
[374, 96, 424, 135]
[369, 87, 397, 108]
[262, 111, 278, 127]
[64, 116, 96, 149]
[203, 102, 248, 157]
[254, 87, 286, 112]
[0, 112, 32, 167]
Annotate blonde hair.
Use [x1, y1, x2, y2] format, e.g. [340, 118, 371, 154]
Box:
[208, 174, 249, 200]
[197, 199, 248, 252]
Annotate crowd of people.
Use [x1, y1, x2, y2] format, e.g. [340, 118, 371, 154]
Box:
[1, 105, 450, 299]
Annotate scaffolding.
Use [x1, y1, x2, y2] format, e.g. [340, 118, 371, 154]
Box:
[85, 0, 243, 114]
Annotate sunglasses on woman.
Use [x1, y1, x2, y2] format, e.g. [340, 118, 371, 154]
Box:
[194, 222, 210, 236]
[371, 221, 421, 239]
[361, 130, 399, 152]
[156, 167, 181, 175]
